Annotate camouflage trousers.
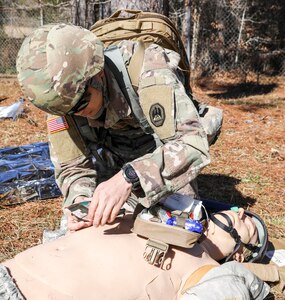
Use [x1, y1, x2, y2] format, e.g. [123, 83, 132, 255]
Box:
[0, 265, 24, 300]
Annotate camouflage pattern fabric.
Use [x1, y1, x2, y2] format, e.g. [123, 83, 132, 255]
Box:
[181, 261, 270, 300]
[16, 24, 104, 115]
[0, 265, 25, 300]
[48, 39, 210, 207]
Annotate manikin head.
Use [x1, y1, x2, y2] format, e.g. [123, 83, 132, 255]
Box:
[203, 208, 259, 262]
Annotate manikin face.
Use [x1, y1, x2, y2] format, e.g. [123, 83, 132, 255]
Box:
[225, 208, 258, 245]
[204, 208, 258, 261]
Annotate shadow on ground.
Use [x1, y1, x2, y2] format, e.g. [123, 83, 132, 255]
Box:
[207, 82, 277, 99]
[197, 174, 256, 208]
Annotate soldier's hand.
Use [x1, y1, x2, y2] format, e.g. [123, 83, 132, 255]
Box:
[88, 171, 132, 227]
[64, 196, 93, 232]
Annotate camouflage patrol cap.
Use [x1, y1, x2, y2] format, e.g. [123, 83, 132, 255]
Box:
[16, 23, 104, 115]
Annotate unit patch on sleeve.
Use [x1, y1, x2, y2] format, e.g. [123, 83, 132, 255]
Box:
[47, 116, 69, 134]
[139, 85, 175, 140]
[149, 103, 165, 127]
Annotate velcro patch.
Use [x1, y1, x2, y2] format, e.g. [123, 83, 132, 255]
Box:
[47, 116, 69, 134]
[139, 85, 175, 140]
[150, 103, 165, 127]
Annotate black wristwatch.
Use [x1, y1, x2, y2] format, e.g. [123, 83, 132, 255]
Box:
[122, 164, 140, 190]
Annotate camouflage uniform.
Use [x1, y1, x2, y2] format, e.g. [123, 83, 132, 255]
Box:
[47, 41, 209, 207]
[17, 24, 211, 208]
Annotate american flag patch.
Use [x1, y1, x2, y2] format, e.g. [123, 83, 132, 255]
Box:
[47, 116, 69, 134]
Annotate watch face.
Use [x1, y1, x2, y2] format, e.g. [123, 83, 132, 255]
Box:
[125, 165, 138, 181]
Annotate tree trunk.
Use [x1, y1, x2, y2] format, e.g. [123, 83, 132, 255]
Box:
[71, 0, 98, 28]
[190, 3, 201, 72]
[182, 0, 191, 61]
[72, 0, 166, 26]
[163, 0, 169, 17]
[277, 1, 285, 49]
[235, 5, 246, 64]
[110, 0, 150, 13]
[72, 0, 86, 27]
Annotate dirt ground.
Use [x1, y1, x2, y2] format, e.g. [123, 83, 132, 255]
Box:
[0, 75, 284, 298]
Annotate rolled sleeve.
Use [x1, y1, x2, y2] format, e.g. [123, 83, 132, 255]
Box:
[53, 156, 97, 207]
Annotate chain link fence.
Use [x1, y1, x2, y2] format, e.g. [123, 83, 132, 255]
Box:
[0, 3, 73, 74]
[192, 0, 285, 85]
[0, 0, 284, 87]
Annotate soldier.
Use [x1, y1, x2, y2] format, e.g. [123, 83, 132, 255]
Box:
[17, 23, 211, 231]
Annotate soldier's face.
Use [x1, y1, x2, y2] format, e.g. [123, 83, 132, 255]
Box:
[74, 85, 103, 118]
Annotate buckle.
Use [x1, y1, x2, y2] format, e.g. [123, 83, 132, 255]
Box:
[143, 239, 169, 268]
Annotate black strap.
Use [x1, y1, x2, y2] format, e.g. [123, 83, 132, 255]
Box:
[210, 212, 241, 244]
[72, 115, 108, 163]
[210, 212, 243, 262]
[72, 115, 98, 143]
[104, 45, 153, 135]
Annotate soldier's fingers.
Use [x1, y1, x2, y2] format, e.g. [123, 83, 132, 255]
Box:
[108, 205, 121, 224]
[100, 205, 113, 226]
[65, 208, 91, 231]
[92, 200, 106, 227]
[68, 220, 90, 232]
[87, 195, 99, 222]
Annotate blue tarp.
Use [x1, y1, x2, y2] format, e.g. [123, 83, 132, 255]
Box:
[0, 142, 62, 205]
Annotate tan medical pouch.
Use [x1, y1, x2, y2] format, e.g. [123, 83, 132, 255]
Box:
[132, 207, 205, 268]
[132, 213, 202, 249]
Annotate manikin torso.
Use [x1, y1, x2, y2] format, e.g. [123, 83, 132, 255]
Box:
[4, 214, 219, 300]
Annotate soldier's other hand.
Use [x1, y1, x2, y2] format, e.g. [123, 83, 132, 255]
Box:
[64, 196, 93, 232]
[88, 171, 132, 227]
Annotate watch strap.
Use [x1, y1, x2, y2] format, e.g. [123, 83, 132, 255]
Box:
[122, 164, 140, 190]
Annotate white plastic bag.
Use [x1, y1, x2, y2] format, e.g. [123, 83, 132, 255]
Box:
[0, 98, 24, 120]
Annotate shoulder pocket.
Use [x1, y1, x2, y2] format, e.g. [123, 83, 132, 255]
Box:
[48, 114, 88, 163]
[139, 85, 175, 140]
